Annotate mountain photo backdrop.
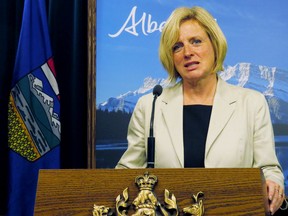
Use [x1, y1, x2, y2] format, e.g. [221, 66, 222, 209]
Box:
[96, 0, 288, 192]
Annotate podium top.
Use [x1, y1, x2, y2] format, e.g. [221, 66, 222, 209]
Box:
[34, 168, 267, 216]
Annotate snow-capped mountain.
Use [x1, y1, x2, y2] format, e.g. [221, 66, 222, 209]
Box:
[97, 62, 288, 124]
[220, 63, 288, 124]
[97, 77, 169, 113]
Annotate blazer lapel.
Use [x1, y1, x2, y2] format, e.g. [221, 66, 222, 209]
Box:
[158, 78, 238, 166]
[205, 78, 237, 156]
[160, 82, 184, 166]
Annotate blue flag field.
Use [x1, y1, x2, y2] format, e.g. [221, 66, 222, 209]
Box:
[7, 0, 61, 215]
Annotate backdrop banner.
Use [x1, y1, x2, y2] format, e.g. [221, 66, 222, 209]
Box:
[96, 0, 288, 193]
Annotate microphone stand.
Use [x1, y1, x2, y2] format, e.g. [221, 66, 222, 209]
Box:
[147, 94, 157, 168]
[147, 85, 162, 168]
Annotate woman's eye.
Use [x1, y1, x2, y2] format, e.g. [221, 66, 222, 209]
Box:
[191, 39, 202, 45]
[172, 43, 183, 52]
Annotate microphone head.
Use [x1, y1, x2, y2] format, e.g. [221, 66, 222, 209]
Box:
[153, 85, 163, 97]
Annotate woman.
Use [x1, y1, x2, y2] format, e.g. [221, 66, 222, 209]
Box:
[116, 6, 285, 214]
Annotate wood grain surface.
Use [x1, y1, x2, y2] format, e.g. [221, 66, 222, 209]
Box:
[34, 168, 268, 215]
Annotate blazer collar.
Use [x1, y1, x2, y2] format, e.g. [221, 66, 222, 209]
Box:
[205, 77, 238, 155]
[159, 77, 238, 166]
[160, 82, 184, 166]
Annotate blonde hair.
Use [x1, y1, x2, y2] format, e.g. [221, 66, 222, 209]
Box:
[159, 6, 227, 83]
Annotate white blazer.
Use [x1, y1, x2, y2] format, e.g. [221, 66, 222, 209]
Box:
[116, 77, 284, 188]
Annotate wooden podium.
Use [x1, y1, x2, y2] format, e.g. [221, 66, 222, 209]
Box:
[34, 168, 269, 215]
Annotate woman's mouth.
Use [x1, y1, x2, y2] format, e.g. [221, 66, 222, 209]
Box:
[184, 61, 199, 69]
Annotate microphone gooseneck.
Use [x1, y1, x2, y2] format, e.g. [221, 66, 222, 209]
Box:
[147, 84, 163, 168]
[149, 85, 162, 137]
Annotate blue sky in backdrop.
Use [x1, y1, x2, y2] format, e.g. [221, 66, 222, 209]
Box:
[96, 0, 288, 103]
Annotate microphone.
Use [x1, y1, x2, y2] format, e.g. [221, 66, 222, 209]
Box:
[147, 84, 163, 168]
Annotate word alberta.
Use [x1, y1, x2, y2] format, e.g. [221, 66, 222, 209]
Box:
[109, 6, 165, 37]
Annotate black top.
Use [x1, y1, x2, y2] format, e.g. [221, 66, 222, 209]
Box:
[183, 105, 212, 168]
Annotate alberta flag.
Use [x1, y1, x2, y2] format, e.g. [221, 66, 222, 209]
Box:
[7, 0, 61, 215]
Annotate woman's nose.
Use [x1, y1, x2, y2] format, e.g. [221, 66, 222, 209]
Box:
[184, 45, 194, 58]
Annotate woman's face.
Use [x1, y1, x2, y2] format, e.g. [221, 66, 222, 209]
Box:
[172, 19, 215, 84]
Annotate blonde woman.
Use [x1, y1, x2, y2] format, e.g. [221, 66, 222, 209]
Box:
[116, 6, 285, 215]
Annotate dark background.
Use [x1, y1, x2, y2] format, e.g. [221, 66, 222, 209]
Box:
[0, 0, 88, 214]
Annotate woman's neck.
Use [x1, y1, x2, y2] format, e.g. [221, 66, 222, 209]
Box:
[183, 74, 217, 105]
